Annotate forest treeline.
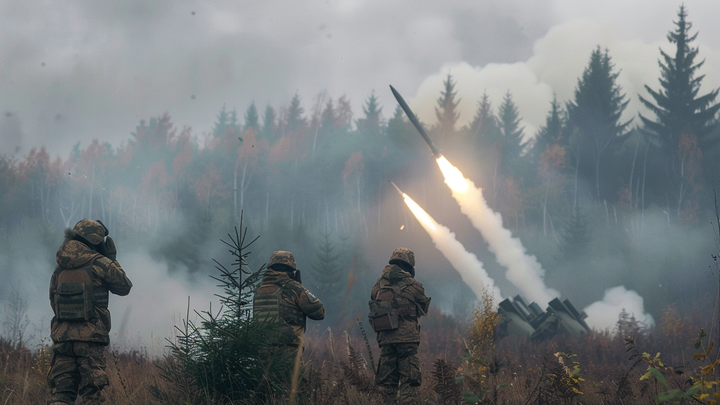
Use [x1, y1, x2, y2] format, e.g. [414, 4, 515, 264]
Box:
[0, 6, 718, 316]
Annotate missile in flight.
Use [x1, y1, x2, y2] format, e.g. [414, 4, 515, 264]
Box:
[389, 85, 441, 158]
[390, 181, 403, 196]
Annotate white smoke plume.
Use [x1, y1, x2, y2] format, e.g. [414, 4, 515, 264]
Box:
[399, 191, 503, 303]
[583, 286, 655, 331]
[436, 156, 559, 306]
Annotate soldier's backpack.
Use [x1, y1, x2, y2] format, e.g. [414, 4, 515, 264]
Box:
[369, 282, 419, 333]
[54, 256, 100, 322]
[253, 280, 302, 345]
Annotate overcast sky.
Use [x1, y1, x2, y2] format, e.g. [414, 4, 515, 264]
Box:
[1, 0, 719, 157]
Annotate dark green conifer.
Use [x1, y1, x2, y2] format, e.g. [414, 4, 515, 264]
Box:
[435, 73, 461, 139]
[531, 96, 565, 164]
[566, 47, 631, 202]
[498, 91, 526, 169]
[285, 93, 306, 134]
[559, 206, 592, 260]
[243, 102, 260, 133]
[639, 5, 720, 210]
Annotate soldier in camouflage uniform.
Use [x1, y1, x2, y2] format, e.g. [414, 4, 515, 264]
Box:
[253, 251, 325, 366]
[47, 219, 132, 405]
[370, 248, 431, 405]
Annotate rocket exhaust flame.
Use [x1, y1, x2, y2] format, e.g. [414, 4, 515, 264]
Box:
[390, 182, 502, 302]
[436, 156, 469, 196]
[401, 193, 437, 232]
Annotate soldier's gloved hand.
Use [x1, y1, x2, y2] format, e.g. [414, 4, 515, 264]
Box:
[100, 236, 118, 261]
[293, 270, 302, 284]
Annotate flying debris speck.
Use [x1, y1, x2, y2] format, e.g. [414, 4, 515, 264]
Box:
[41, 62, 46, 67]
[191, 11, 196, 15]
[400, 225, 405, 230]
[191, 94, 196, 100]
[4, 112, 12, 117]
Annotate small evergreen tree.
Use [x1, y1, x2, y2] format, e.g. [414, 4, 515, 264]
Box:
[261, 105, 279, 145]
[307, 230, 345, 321]
[470, 92, 499, 141]
[387, 104, 417, 149]
[356, 91, 383, 137]
[286, 93, 306, 134]
[212, 105, 241, 138]
[498, 91, 527, 173]
[243, 102, 259, 133]
[559, 206, 592, 260]
[319, 98, 336, 136]
[435, 73, 461, 139]
[161, 218, 294, 404]
[531, 96, 565, 165]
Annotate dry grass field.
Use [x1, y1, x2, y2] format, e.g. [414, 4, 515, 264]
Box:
[1, 295, 718, 405]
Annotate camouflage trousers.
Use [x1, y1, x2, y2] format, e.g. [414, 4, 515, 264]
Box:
[47, 341, 108, 405]
[375, 343, 422, 405]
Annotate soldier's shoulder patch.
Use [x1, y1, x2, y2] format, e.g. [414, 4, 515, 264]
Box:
[304, 290, 319, 303]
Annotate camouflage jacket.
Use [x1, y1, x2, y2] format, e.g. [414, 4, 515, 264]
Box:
[370, 265, 431, 345]
[254, 269, 325, 345]
[49, 239, 132, 345]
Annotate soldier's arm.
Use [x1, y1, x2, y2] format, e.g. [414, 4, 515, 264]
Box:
[409, 280, 431, 315]
[295, 284, 325, 321]
[94, 256, 133, 296]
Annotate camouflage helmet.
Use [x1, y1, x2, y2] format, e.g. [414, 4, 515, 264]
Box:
[389, 247, 415, 267]
[268, 251, 297, 270]
[72, 219, 107, 245]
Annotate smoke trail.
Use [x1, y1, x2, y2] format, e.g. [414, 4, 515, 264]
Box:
[400, 191, 503, 302]
[435, 156, 559, 306]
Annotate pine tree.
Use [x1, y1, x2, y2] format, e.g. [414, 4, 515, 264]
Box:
[566, 47, 631, 203]
[319, 98, 336, 136]
[228, 108, 240, 133]
[387, 104, 417, 149]
[212, 105, 229, 138]
[261, 105, 279, 145]
[639, 5, 720, 213]
[559, 206, 591, 260]
[435, 73, 461, 139]
[356, 91, 383, 137]
[470, 92, 501, 151]
[498, 91, 526, 173]
[243, 102, 259, 133]
[308, 231, 344, 320]
[531, 96, 565, 164]
[285, 93, 306, 134]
